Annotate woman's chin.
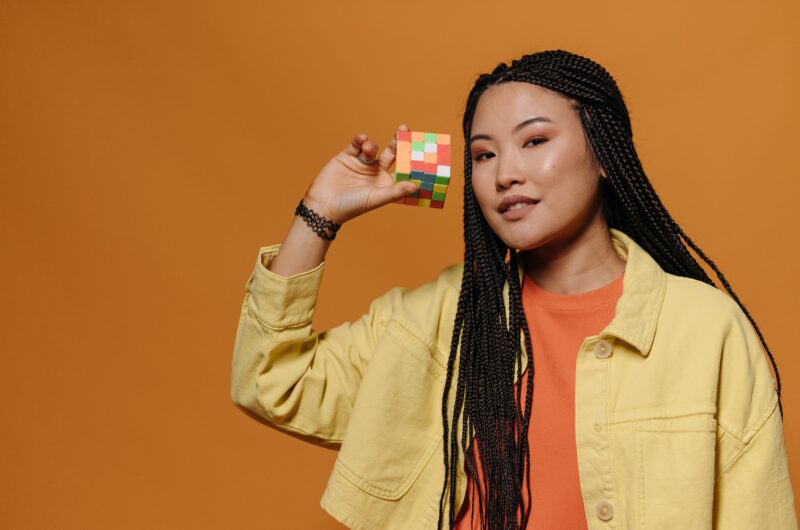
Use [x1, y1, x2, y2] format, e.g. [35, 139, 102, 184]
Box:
[500, 227, 546, 252]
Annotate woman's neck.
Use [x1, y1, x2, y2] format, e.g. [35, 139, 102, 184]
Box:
[521, 224, 627, 296]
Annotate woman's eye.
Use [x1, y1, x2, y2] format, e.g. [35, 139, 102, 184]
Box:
[473, 138, 545, 161]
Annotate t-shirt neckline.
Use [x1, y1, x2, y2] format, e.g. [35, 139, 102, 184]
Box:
[523, 270, 625, 311]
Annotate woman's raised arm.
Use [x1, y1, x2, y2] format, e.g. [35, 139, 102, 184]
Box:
[229, 126, 420, 447]
[230, 243, 414, 448]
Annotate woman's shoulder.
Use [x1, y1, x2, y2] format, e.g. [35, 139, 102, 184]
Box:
[658, 273, 777, 432]
[662, 272, 742, 323]
[655, 272, 759, 359]
[660, 273, 771, 381]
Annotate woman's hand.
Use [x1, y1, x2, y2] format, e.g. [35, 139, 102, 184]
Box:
[302, 124, 419, 225]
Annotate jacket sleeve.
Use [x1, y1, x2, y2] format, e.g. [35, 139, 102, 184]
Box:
[229, 243, 407, 449]
[713, 300, 799, 529]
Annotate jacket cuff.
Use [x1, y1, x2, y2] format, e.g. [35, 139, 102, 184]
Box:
[243, 243, 326, 329]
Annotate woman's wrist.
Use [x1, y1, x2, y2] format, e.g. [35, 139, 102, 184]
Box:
[267, 213, 332, 277]
[296, 196, 342, 241]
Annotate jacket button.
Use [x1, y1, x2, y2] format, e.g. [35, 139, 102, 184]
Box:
[594, 339, 612, 359]
[593, 422, 602, 432]
[596, 500, 614, 521]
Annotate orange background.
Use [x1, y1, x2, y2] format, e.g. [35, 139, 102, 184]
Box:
[1, 1, 798, 528]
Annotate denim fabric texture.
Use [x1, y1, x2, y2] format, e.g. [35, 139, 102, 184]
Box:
[230, 228, 798, 529]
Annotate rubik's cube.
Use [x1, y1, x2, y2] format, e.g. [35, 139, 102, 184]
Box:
[393, 131, 451, 208]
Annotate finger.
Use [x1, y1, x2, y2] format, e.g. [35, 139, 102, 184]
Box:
[344, 133, 368, 157]
[378, 124, 410, 172]
[386, 124, 409, 155]
[377, 135, 397, 171]
[359, 140, 380, 165]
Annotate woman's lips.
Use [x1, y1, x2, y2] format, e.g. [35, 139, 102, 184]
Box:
[501, 202, 537, 221]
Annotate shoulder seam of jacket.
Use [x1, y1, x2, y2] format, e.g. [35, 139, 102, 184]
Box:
[716, 397, 779, 477]
[390, 315, 436, 356]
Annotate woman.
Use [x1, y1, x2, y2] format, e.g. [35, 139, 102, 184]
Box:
[230, 50, 797, 529]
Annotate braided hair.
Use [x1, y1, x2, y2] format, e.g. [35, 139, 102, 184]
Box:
[437, 49, 783, 529]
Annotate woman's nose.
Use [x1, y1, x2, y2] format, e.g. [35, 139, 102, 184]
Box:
[495, 153, 526, 189]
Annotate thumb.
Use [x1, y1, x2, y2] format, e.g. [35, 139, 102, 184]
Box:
[386, 180, 418, 201]
[377, 180, 418, 205]
[395, 180, 419, 198]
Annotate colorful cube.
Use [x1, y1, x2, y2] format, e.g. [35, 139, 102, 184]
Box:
[393, 130, 451, 209]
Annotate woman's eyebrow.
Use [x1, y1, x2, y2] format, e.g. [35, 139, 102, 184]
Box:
[469, 116, 554, 145]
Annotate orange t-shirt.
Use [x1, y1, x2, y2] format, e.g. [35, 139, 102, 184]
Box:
[454, 269, 624, 529]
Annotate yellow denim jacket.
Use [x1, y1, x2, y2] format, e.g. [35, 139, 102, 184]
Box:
[230, 228, 798, 529]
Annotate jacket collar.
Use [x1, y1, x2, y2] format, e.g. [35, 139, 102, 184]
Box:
[508, 227, 667, 357]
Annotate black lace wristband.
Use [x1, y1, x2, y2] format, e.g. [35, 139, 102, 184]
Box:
[295, 199, 342, 241]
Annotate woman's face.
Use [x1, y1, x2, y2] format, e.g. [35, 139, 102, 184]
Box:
[469, 81, 606, 252]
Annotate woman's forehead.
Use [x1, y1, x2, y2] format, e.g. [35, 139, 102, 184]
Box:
[471, 83, 576, 132]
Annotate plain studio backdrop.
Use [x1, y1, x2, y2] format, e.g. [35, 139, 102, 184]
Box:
[1, 0, 798, 528]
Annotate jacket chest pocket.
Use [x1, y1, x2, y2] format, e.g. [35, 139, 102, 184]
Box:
[633, 415, 717, 529]
[334, 318, 444, 500]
